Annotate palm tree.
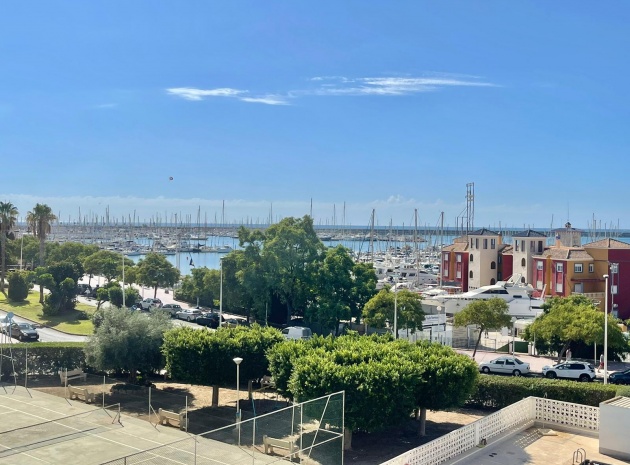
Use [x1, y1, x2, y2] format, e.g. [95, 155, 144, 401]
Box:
[26, 203, 57, 267]
[0, 201, 19, 294]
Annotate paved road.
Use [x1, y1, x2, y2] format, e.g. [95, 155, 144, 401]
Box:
[0, 309, 88, 343]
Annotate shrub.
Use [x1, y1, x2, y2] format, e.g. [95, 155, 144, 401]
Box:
[467, 375, 617, 409]
[0, 342, 86, 377]
[7, 271, 29, 301]
[615, 385, 630, 398]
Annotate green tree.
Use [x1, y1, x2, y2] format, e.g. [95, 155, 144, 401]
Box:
[175, 267, 217, 308]
[308, 246, 355, 333]
[523, 295, 629, 362]
[85, 306, 172, 381]
[95, 287, 109, 310]
[349, 262, 378, 324]
[7, 271, 30, 301]
[46, 242, 100, 267]
[362, 286, 425, 337]
[82, 250, 125, 283]
[42, 261, 83, 316]
[261, 216, 324, 323]
[162, 324, 283, 406]
[136, 252, 180, 298]
[0, 201, 18, 294]
[454, 297, 513, 359]
[411, 341, 479, 435]
[26, 203, 57, 267]
[108, 285, 124, 308]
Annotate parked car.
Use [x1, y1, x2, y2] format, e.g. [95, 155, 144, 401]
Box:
[224, 317, 249, 328]
[5, 322, 39, 342]
[160, 304, 183, 317]
[608, 368, 630, 385]
[281, 326, 313, 340]
[195, 312, 224, 329]
[139, 298, 162, 311]
[175, 309, 203, 322]
[479, 356, 530, 376]
[542, 362, 596, 382]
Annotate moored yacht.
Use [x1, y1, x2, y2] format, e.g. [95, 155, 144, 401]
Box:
[434, 274, 545, 318]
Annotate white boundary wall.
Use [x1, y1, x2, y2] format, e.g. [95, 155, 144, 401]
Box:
[381, 396, 600, 465]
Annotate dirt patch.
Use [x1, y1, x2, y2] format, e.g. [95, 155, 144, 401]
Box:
[28, 377, 488, 464]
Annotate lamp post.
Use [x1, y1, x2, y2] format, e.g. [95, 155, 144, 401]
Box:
[233, 356, 243, 444]
[122, 253, 126, 308]
[393, 278, 399, 339]
[604, 274, 609, 385]
[219, 258, 223, 327]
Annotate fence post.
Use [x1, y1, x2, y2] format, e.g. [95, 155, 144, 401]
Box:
[185, 395, 188, 432]
[24, 346, 28, 389]
[103, 375, 105, 409]
[149, 386, 151, 422]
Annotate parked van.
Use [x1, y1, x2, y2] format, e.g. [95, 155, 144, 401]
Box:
[282, 326, 312, 340]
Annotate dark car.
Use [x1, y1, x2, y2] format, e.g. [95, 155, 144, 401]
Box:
[609, 369, 630, 385]
[6, 322, 39, 342]
[195, 312, 224, 329]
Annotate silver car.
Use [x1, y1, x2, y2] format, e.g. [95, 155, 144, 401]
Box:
[175, 309, 203, 322]
[479, 356, 530, 376]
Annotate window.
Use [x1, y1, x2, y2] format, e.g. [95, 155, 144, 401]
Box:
[456, 270, 461, 278]
[521, 240, 525, 252]
[538, 241, 543, 253]
[498, 254, 502, 264]
[536, 280, 543, 290]
[475, 238, 479, 249]
[530, 241, 535, 252]
[491, 238, 496, 249]
[470, 238, 474, 248]
[537, 261, 543, 271]
[456, 254, 462, 263]
[470, 254, 474, 262]
[521, 258, 526, 267]
[491, 261, 496, 270]
[589, 264, 594, 273]
[497, 272, 503, 280]
[556, 282, 563, 293]
[490, 278, 496, 285]
[556, 263, 563, 273]
[574, 263, 583, 273]
[443, 253, 449, 261]
[483, 239, 488, 249]
[515, 241, 520, 252]
[444, 268, 449, 277]
[469, 270, 474, 279]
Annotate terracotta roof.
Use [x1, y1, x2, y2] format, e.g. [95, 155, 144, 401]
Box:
[443, 242, 468, 252]
[513, 229, 547, 238]
[500, 244, 513, 254]
[583, 238, 630, 249]
[468, 228, 499, 236]
[536, 247, 593, 260]
[453, 236, 468, 243]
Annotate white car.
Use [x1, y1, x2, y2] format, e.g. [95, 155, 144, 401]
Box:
[479, 356, 530, 376]
[281, 326, 313, 340]
[175, 309, 203, 322]
[542, 362, 596, 382]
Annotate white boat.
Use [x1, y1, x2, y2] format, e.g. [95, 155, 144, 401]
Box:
[434, 274, 545, 318]
[215, 245, 232, 253]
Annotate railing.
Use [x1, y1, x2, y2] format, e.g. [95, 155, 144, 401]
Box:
[380, 396, 600, 465]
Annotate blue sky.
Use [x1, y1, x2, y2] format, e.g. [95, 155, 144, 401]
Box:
[1, 2, 629, 230]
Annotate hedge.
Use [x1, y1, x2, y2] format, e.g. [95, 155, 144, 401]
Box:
[0, 342, 86, 377]
[467, 375, 618, 409]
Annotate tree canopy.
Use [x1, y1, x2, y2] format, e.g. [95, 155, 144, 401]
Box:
[523, 295, 629, 362]
[26, 203, 57, 267]
[136, 252, 180, 298]
[453, 297, 512, 359]
[85, 306, 172, 381]
[0, 201, 18, 294]
[362, 286, 424, 336]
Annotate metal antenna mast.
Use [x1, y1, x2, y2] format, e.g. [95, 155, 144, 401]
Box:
[466, 182, 475, 234]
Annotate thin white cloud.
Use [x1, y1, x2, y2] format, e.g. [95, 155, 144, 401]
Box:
[239, 95, 290, 105]
[94, 103, 118, 109]
[166, 74, 495, 106]
[166, 87, 247, 101]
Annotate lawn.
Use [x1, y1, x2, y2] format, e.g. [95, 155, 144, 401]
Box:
[0, 292, 95, 335]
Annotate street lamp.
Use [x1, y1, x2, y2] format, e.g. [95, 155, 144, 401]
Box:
[233, 356, 243, 445]
[122, 253, 126, 308]
[604, 274, 609, 385]
[219, 258, 223, 327]
[393, 277, 399, 339]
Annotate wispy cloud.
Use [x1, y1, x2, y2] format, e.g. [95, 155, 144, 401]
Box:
[167, 73, 495, 106]
[94, 103, 118, 109]
[308, 75, 496, 96]
[166, 87, 247, 101]
[239, 95, 289, 105]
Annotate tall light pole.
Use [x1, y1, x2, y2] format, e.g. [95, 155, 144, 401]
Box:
[233, 356, 243, 445]
[122, 253, 126, 308]
[219, 258, 223, 327]
[604, 274, 609, 385]
[393, 277, 399, 339]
